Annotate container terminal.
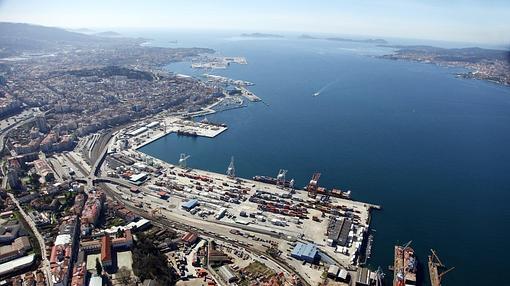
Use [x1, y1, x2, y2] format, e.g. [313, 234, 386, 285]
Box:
[49, 113, 384, 286]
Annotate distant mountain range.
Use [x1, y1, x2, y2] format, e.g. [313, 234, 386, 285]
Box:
[298, 34, 318, 39]
[240, 33, 284, 38]
[69, 28, 95, 33]
[93, 31, 122, 37]
[0, 22, 143, 58]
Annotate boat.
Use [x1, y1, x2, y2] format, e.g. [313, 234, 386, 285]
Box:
[313, 92, 320, 97]
[393, 243, 417, 286]
[176, 130, 198, 137]
[253, 175, 293, 187]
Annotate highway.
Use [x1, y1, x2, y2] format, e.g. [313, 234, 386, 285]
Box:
[0, 109, 43, 154]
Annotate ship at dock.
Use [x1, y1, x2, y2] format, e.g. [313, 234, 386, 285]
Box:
[393, 242, 417, 286]
[176, 130, 198, 137]
[305, 172, 352, 199]
[253, 175, 293, 188]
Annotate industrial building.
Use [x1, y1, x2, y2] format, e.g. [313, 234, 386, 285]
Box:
[328, 218, 352, 246]
[127, 126, 148, 137]
[356, 267, 374, 286]
[291, 242, 320, 264]
[181, 199, 198, 211]
[181, 232, 198, 246]
[327, 265, 340, 278]
[145, 121, 160, 129]
[217, 265, 238, 283]
[0, 254, 35, 277]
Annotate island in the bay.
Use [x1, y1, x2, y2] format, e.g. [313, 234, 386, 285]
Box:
[240, 32, 284, 38]
[299, 34, 388, 44]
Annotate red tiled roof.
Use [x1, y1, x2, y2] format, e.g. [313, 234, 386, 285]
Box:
[101, 236, 112, 262]
[181, 232, 198, 244]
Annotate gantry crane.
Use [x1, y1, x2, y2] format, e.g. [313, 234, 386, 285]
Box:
[178, 153, 190, 168]
[429, 249, 455, 286]
[307, 172, 321, 198]
[276, 169, 288, 187]
[226, 156, 235, 178]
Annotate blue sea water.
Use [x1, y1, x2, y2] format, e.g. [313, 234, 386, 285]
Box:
[134, 31, 510, 285]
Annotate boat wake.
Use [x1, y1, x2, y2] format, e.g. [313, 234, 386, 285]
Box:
[313, 79, 340, 96]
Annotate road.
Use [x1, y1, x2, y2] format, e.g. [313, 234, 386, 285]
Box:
[9, 193, 53, 286]
[0, 109, 43, 154]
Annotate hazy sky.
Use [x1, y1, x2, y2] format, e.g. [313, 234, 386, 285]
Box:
[1, 0, 509, 44]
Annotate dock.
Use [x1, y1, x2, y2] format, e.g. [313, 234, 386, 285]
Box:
[128, 116, 228, 149]
[239, 86, 261, 102]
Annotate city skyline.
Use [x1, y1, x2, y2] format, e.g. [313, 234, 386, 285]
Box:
[1, 0, 509, 45]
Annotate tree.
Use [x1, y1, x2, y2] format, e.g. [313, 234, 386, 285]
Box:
[95, 258, 103, 275]
[117, 266, 132, 285]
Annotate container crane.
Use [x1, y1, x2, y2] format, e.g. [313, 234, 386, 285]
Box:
[429, 249, 455, 286]
[226, 156, 235, 178]
[307, 172, 321, 198]
[276, 169, 288, 187]
[178, 153, 190, 168]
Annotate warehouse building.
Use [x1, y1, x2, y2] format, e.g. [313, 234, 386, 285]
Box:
[291, 242, 320, 264]
[217, 265, 238, 283]
[181, 199, 198, 211]
[328, 218, 352, 246]
[127, 126, 148, 137]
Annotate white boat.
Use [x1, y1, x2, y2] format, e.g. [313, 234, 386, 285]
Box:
[313, 92, 320, 97]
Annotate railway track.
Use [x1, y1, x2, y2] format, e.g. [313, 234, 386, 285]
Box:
[99, 183, 311, 286]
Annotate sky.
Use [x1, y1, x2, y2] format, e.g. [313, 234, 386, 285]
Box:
[0, 0, 509, 44]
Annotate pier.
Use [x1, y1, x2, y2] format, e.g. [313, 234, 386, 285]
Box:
[239, 86, 261, 102]
[127, 116, 228, 149]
